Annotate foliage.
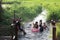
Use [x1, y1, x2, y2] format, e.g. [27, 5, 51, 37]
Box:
[46, 11, 60, 22]
[45, 3, 60, 22]
[1, 0, 60, 24]
[1, 2, 42, 25]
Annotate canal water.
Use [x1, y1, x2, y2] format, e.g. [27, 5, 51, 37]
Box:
[18, 9, 52, 40]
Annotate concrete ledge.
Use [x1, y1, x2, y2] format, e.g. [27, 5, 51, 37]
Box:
[0, 36, 12, 40]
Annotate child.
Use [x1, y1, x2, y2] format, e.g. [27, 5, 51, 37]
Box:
[39, 20, 42, 27]
[34, 22, 38, 29]
[16, 20, 26, 35]
[32, 22, 39, 32]
[43, 22, 47, 30]
[39, 20, 43, 32]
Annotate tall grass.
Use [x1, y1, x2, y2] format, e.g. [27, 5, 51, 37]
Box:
[56, 23, 60, 40]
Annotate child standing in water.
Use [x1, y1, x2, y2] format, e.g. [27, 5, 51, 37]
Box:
[34, 22, 38, 29]
[32, 22, 39, 32]
[39, 20, 42, 26]
[43, 22, 47, 30]
[16, 18, 26, 35]
[39, 20, 43, 32]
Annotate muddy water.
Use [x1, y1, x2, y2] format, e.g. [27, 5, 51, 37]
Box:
[18, 9, 52, 40]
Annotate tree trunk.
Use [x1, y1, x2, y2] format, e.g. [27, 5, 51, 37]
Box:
[0, 0, 3, 22]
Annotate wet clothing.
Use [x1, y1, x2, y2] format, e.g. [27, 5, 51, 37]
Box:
[16, 21, 21, 30]
[43, 26, 47, 29]
[16, 21, 23, 30]
[16, 21, 26, 35]
[39, 23, 43, 32]
[40, 26, 43, 32]
[34, 24, 38, 29]
[39, 23, 42, 27]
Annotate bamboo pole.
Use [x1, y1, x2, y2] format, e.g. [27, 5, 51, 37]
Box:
[51, 20, 57, 40]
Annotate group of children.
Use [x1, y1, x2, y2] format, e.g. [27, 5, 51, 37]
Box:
[12, 17, 48, 35]
[32, 20, 47, 32]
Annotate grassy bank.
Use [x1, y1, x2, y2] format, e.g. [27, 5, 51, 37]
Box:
[56, 22, 60, 40]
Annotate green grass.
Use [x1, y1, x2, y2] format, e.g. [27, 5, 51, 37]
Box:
[2, 0, 60, 8]
[56, 23, 60, 40]
[2, 0, 60, 2]
[56, 23, 60, 35]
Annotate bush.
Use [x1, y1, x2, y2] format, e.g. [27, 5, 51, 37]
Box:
[2, 4, 42, 23]
[46, 12, 60, 22]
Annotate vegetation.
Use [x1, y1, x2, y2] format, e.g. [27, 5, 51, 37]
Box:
[1, 0, 43, 25]
[56, 23, 60, 40]
[46, 3, 60, 22]
[2, 0, 60, 23]
[0, 0, 60, 38]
